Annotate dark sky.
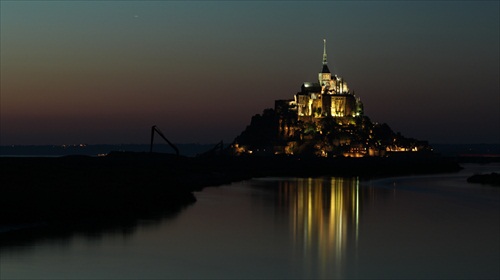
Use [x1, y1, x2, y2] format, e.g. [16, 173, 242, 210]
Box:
[1, 1, 498, 145]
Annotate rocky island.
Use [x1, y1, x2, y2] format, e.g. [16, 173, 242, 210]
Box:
[231, 39, 430, 158]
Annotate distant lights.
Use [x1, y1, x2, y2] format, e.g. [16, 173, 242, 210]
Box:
[61, 144, 88, 148]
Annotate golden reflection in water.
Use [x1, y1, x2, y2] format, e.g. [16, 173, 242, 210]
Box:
[278, 177, 361, 278]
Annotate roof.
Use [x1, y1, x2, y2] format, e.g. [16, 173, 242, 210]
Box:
[321, 64, 331, 73]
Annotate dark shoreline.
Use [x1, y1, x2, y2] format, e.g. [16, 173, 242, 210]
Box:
[467, 173, 500, 186]
[1, 152, 460, 243]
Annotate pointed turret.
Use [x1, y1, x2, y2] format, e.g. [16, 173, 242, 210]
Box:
[319, 39, 331, 87]
[322, 39, 328, 65]
[321, 38, 330, 74]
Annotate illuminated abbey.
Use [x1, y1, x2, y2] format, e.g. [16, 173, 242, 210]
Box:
[232, 40, 429, 157]
[292, 39, 363, 120]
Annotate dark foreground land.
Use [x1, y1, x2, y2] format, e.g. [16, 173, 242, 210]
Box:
[1, 152, 460, 242]
[467, 173, 500, 186]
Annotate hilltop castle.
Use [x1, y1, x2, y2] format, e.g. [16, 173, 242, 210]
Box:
[232, 40, 430, 157]
[286, 39, 363, 120]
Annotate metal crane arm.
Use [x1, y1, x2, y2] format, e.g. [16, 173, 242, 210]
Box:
[150, 125, 179, 156]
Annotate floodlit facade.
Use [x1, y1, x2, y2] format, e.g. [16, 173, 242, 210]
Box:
[284, 39, 363, 121]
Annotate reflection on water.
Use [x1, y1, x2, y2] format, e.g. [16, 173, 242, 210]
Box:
[277, 177, 363, 278]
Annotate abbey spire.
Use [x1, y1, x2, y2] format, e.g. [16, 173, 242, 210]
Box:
[320, 39, 331, 74]
[319, 39, 332, 88]
[322, 38, 328, 65]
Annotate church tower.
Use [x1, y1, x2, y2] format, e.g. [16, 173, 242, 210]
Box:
[318, 39, 332, 87]
[318, 39, 333, 96]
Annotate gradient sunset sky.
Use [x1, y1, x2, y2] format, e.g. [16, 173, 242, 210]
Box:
[1, 1, 498, 145]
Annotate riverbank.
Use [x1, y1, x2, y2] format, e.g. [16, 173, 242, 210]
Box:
[1, 152, 460, 236]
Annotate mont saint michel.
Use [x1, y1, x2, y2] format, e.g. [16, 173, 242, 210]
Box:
[231, 39, 430, 157]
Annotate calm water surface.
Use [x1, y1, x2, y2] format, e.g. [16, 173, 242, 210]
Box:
[1, 164, 499, 279]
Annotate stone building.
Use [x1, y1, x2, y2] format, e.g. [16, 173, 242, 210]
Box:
[285, 39, 364, 121]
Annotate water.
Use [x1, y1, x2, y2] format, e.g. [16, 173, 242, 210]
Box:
[1, 164, 499, 279]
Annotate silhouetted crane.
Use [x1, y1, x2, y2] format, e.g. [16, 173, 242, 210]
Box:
[150, 125, 179, 156]
[197, 141, 224, 158]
